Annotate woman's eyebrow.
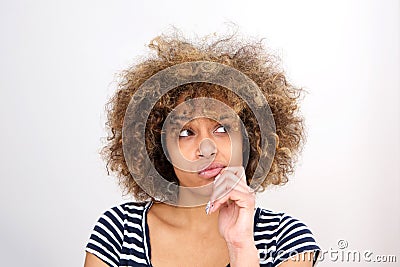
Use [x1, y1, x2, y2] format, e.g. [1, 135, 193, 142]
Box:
[166, 115, 191, 129]
[218, 114, 238, 122]
[169, 115, 190, 124]
[168, 114, 237, 125]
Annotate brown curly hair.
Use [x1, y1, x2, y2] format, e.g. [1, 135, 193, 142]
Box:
[101, 31, 306, 201]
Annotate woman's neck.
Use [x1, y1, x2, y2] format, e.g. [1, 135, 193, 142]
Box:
[150, 200, 219, 235]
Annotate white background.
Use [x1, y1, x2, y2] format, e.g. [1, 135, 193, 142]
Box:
[0, 0, 399, 266]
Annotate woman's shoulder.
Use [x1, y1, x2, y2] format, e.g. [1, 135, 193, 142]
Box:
[85, 201, 153, 266]
[253, 207, 321, 266]
[253, 206, 317, 235]
[102, 201, 152, 220]
[87, 200, 152, 236]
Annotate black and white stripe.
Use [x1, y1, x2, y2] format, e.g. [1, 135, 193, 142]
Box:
[86, 201, 320, 266]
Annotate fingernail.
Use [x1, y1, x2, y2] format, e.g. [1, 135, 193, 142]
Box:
[205, 201, 211, 215]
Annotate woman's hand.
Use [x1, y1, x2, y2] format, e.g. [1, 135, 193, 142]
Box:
[208, 166, 256, 249]
[207, 166, 259, 266]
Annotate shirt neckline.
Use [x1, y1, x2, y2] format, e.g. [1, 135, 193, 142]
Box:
[142, 200, 231, 267]
[143, 200, 154, 266]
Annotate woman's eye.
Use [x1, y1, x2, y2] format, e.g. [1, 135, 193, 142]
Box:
[215, 125, 228, 133]
[179, 129, 193, 137]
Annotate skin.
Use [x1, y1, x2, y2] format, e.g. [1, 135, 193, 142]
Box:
[84, 117, 314, 267]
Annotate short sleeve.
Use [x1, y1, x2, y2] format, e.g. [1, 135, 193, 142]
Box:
[85, 206, 126, 267]
[274, 214, 321, 266]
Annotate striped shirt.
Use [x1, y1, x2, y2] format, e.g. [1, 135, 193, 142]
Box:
[85, 201, 321, 266]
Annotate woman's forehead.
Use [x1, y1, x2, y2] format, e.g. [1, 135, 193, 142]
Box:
[176, 89, 239, 105]
[168, 99, 239, 123]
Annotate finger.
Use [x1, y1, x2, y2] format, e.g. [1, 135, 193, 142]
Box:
[222, 166, 246, 183]
[210, 188, 255, 214]
[210, 171, 239, 202]
[213, 168, 248, 193]
[211, 167, 248, 201]
[213, 169, 240, 188]
[213, 174, 251, 200]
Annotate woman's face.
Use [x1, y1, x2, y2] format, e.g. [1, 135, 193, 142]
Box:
[164, 99, 243, 188]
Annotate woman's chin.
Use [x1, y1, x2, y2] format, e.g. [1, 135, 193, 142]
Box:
[178, 182, 214, 204]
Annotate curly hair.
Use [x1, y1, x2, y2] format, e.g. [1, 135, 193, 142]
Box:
[101, 31, 306, 201]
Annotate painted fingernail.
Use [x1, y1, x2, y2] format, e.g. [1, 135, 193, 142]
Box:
[205, 201, 211, 215]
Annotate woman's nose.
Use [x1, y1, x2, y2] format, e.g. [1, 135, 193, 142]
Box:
[198, 138, 217, 159]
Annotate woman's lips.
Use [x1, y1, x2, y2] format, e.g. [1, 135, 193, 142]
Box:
[198, 167, 224, 179]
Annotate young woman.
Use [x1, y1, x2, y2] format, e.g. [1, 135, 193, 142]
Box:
[84, 31, 321, 267]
